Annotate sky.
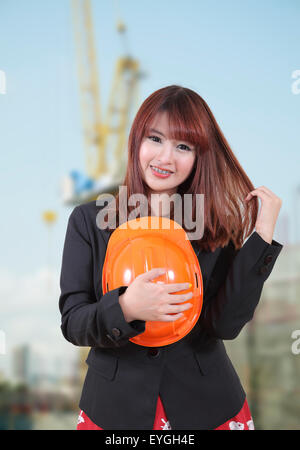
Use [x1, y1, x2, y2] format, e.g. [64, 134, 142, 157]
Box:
[0, 0, 299, 378]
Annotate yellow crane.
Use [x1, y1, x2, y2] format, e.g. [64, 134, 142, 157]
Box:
[62, 0, 144, 205]
[65, 0, 146, 384]
[42, 210, 57, 293]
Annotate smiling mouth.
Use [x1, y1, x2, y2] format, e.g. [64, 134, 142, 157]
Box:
[150, 165, 174, 174]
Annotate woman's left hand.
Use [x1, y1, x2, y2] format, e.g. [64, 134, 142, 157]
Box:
[244, 186, 282, 244]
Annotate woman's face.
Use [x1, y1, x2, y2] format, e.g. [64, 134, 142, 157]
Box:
[139, 111, 196, 196]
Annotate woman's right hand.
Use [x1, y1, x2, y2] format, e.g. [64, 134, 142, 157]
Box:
[119, 268, 193, 323]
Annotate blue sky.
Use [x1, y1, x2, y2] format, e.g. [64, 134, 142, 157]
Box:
[0, 0, 299, 274]
[0, 0, 299, 376]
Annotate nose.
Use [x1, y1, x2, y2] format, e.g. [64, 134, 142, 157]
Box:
[157, 142, 174, 164]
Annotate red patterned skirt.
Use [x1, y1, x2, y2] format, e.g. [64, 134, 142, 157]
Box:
[77, 395, 254, 430]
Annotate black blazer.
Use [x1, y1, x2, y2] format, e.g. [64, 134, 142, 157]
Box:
[59, 200, 283, 430]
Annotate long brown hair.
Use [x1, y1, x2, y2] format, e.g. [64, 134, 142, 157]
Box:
[103, 85, 258, 252]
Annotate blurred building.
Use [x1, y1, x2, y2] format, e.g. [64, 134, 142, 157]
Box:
[275, 213, 290, 247]
[12, 345, 30, 386]
[226, 242, 300, 430]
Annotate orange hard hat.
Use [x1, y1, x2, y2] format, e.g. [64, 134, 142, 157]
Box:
[102, 216, 203, 347]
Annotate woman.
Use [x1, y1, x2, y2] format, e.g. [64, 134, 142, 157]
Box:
[59, 85, 283, 430]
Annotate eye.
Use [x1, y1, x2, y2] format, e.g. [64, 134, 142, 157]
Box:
[147, 135, 161, 143]
[177, 144, 192, 152]
[147, 135, 192, 151]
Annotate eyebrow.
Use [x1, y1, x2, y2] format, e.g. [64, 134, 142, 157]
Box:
[149, 128, 166, 137]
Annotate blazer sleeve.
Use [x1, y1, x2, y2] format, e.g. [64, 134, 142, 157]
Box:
[200, 231, 283, 340]
[58, 206, 146, 348]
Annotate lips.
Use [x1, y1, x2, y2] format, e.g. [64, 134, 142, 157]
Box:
[150, 165, 174, 174]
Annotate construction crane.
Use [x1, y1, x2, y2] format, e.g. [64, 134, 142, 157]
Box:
[62, 0, 145, 205]
[63, 0, 146, 385]
[42, 210, 57, 293]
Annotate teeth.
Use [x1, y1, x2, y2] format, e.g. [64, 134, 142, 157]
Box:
[152, 166, 172, 175]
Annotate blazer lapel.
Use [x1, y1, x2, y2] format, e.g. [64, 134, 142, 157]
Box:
[195, 247, 222, 297]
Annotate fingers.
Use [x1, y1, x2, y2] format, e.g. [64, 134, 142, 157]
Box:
[245, 186, 281, 202]
[245, 187, 269, 201]
[166, 291, 194, 303]
[160, 313, 185, 322]
[164, 302, 193, 315]
[252, 186, 273, 198]
[139, 268, 166, 281]
[136, 270, 194, 322]
[164, 282, 192, 293]
[139, 270, 192, 293]
[159, 302, 193, 322]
